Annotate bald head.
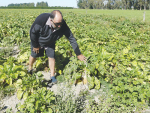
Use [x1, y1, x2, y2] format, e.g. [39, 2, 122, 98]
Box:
[50, 10, 63, 30]
[50, 10, 63, 22]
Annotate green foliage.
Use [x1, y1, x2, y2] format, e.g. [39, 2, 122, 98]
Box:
[8, 3, 35, 7]
[0, 6, 73, 9]
[77, 0, 149, 10]
[0, 57, 25, 87]
[58, 11, 150, 110]
[17, 51, 30, 63]
[36, 1, 48, 7]
[17, 87, 55, 113]
[0, 9, 150, 112]
[15, 72, 44, 100]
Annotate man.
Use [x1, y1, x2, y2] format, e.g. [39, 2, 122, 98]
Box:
[28, 10, 86, 84]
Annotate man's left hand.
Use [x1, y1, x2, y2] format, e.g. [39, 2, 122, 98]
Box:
[77, 54, 87, 63]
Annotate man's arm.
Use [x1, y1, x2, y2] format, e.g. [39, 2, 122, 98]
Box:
[63, 22, 86, 62]
[63, 23, 81, 55]
[30, 24, 41, 48]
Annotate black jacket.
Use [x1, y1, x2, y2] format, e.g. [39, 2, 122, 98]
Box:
[30, 13, 81, 56]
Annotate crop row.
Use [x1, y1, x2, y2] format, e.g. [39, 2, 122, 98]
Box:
[0, 9, 150, 112]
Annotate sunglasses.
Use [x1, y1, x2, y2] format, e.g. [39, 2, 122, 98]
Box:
[51, 20, 63, 27]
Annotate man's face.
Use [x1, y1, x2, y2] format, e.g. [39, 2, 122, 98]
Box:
[51, 19, 63, 30]
[51, 12, 63, 30]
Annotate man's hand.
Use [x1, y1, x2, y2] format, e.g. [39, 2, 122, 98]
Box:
[33, 47, 40, 54]
[77, 54, 87, 63]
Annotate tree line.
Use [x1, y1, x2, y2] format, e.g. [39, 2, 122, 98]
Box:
[77, 0, 150, 10]
[0, 2, 73, 9]
[8, 2, 48, 7]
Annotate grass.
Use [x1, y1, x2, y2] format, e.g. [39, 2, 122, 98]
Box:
[59, 9, 150, 22]
[0, 9, 150, 22]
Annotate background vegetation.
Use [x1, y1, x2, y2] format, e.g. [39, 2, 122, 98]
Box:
[0, 9, 150, 112]
[0, 1, 73, 9]
[1, 0, 150, 10]
[77, 0, 150, 10]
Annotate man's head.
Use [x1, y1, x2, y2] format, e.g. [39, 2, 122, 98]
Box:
[50, 10, 63, 30]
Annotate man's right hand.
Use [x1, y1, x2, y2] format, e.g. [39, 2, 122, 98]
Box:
[33, 47, 40, 54]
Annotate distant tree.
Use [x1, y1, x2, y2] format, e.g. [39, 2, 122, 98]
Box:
[77, 0, 89, 8]
[36, 1, 48, 7]
[114, 0, 122, 9]
[138, 0, 143, 10]
[77, 0, 83, 8]
[8, 3, 35, 7]
[143, 0, 147, 10]
[106, 0, 112, 9]
[148, 0, 150, 9]
[82, 0, 89, 8]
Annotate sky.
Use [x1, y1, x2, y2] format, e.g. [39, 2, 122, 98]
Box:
[0, 0, 78, 8]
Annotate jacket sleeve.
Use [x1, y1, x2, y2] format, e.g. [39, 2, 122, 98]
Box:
[30, 24, 41, 48]
[63, 23, 81, 56]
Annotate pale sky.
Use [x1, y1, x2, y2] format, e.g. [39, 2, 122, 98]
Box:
[0, 0, 78, 8]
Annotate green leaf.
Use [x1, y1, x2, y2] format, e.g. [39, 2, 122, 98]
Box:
[147, 91, 150, 98]
[23, 91, 28, 100]
[12, 65, 23, 72]
[148, 75, 150, 81]
[18, 52, 29, 63]
[14, 73, 18, 79]
[0, 74, 6, 83]
[133, 81, 138, 85]
[6, 78, 12, 85]
[123, 48, 129, 55]
[132, 60, 137, 67]
[40, 105, 45, 111]
[94, 77, 101, 89]
[36, 71, 43, 77]
[58, 70, 62, 74]
[75, 73, 81, 79]
[95, 63, 99, 69]
[129, 87, 133, 92]
[18, 104, 25, 110]
[35, 100, 40, 110]
[50, 97, 55, 100]
[30, 109, 35, 113]
[17, 90, 24, 100]
[19, 71, 26, 76]
[0, 65, 4, 73]
[87, 76, 94, 89]
[16, 79, 22, 84]
[138, 62, 144, 70]
[48, 108, 53, 113]
[29, 98, 35, 103]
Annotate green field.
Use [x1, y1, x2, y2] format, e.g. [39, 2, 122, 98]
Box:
[0, 9, 150, 22]
[61, 9, 150, 21]
[0, 9, 150, 112]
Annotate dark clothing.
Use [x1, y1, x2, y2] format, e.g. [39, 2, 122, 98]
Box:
[30, 13, 81, 57]
[30, 42, 55, 58]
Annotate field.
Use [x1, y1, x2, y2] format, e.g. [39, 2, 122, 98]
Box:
[63, 9, 150, 21]
[0, 9, 150, 112]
